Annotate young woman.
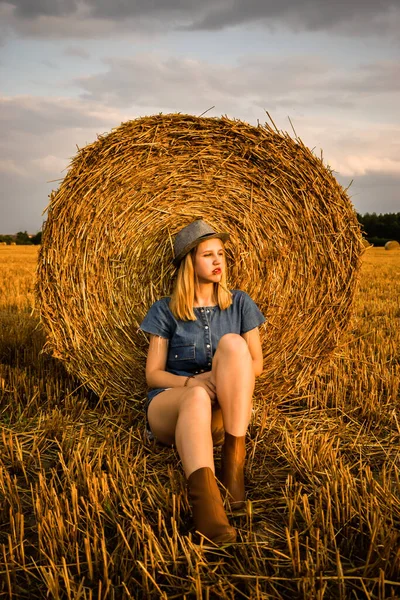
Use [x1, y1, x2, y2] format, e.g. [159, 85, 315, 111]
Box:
[140, 220, 265, 545]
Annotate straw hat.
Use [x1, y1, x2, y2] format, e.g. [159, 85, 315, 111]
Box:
[173, 220, 229, 266]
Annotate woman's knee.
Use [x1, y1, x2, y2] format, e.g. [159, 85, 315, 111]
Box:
[179, 386, 212, 418]
[217, 333, 249, 356]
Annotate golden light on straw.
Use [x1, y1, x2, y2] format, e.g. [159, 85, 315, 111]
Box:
[36, 113, 363, 404]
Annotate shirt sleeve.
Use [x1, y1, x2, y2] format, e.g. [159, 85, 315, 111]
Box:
[139, 298, 173, 339]
[239, 291, 266, 334]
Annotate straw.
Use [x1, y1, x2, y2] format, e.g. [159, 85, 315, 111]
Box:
[36, 113, 363, 403]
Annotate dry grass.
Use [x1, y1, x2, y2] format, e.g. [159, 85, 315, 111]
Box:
[1, 245, 400, 598]
[37, 114, 363, 405]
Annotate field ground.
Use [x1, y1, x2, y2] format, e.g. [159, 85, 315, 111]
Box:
[0, 245, 399, 599]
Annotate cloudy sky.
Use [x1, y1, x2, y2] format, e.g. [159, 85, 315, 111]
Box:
[1, 0, 399, 233]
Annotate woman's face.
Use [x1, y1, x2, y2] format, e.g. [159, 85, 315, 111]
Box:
[193, 238, 225, 283]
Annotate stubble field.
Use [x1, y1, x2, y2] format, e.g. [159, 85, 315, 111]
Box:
[0, 245, 399, 599]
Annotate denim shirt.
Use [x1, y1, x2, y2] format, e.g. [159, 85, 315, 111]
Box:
[140, 290, 265, 401]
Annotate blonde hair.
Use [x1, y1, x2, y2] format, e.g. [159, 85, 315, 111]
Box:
[169, 246, 232, 320]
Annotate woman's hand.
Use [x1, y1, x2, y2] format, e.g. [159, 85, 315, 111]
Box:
[189, 373, 217, 404]
[193, 371, 212, 381]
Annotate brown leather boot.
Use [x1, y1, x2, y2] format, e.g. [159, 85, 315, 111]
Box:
[187, 467, 237, 545]
[220, 433, 246, 510]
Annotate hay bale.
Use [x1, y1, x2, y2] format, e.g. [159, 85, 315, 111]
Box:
[384, 240, 400, 251]
[36, 113, 363, 403]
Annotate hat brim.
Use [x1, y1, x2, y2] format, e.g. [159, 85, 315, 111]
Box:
[173, 232, 229, 267]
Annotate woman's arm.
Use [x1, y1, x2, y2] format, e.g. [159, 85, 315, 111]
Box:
[145, 335, 217, 400]
[145, 335, 190, 389]
[241, 327, 263, 377]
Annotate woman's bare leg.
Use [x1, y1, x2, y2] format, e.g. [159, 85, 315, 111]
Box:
[147, 387, 236, 543]
[147, 334, 253, 476]
[147, 386, 215, 478]
[209, 334, 254, 507]
[211, 333, 255, 435]
[211, 408, 225, 446]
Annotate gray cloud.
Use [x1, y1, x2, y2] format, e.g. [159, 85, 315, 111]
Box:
[72, 54, 400, 182]
[1, 44, 399, 233]
[40, 59, 57, 68]
[74, 54, 400, 116]
[0, 96, 111, 136]
[85, 0, 217, 20]
[0, 95, 128, 232]
[7, 0, 79, 18]
[64, 44, 90, 58]
[0, 172, 50, 233]
[336, 172, 400, 215]
[76, 55, 254, 109]
[187, 0, 400, 35]
[1, 0, 208, 19]
[347, 61, 400, 94]
[1, 0, 399, 37]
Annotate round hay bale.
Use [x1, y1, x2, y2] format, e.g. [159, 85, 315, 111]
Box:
[36, 113, 363, 403]
[384, 240, 400, 251]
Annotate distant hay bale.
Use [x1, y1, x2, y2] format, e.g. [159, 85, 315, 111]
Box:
[36, 113, 363, 403]
[384, 240, 400, 251]
[0, 242, 7, 246]
[10, 242, 16, 246]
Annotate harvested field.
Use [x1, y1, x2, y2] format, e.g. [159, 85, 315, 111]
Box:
[1, 245, 400, 599]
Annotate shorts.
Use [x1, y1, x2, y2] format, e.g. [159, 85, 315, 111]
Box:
[145, 387, 171, 441]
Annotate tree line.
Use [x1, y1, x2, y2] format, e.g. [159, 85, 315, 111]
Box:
[357, 212, 400, 246]
[0, 231, 42, 245]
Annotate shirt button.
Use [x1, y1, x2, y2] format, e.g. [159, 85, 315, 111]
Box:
[206, 310, 210, 313]
[200, 369, 204, 373]
[175, 354, 178, 358]
[208, 362, 211, 366]
[200, 308, 204, 312]
[205, 326, 208, 329]
[206, 344, 210, 348]
[195, 371, 199, 374]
